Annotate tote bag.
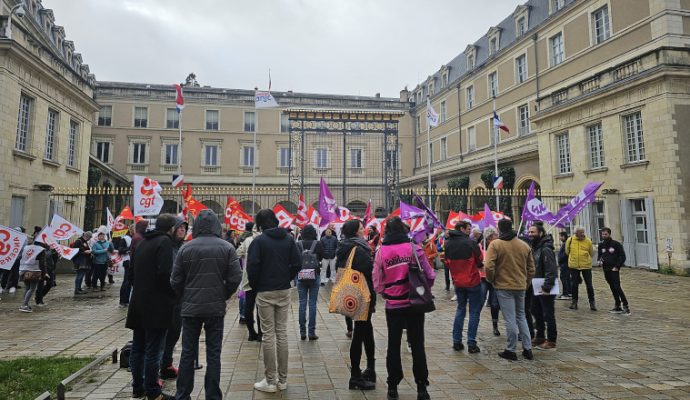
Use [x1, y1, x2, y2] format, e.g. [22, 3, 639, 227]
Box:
[328, 247, 371, 321]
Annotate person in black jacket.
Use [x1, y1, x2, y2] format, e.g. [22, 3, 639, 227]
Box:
[320, 227, 338, 283]
[70, 231, 92, 294]
[296, 224, 324, 340]
[557, 231, 572, 300]
[125, 214, 177, 400]
[528, 221, 558, 351]
[598, 227, 630, 315]
[247, 209, 301, 393]
[336, 219, 377, 391]
[171, 210, 241, 399]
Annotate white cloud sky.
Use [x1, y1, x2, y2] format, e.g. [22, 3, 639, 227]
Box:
[43, 0, 520, 97]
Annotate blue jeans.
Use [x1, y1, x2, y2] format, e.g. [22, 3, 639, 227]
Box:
[559, 263, 571, 295]
[238, 295, 246, 319]
[480, 279, 500, 321]
[175, 316, 224, 400]
[74, 269, 86, 291]
[452, 284, 482, 346]
[297, 276, 320, 337]
[130, 328, 167, 397]
[496, 290, 532, 353]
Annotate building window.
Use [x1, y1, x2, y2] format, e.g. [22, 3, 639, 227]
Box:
[164, 144, 178, 165]
[416, 91, 422, 104]
[428, 82, 434, 96]
[440, 137, 448, 160]
[44, 108, 58, 161]
[206, 110, 219, 130]
[280, 113, 290, 133]
[244, 111, 255, 132]
[95, 141, 110, 163]
[315, 148, 328, 169]
[551, 0, 564, 13]
[624, 112, 645, 162]
[467, 126, 476, 152]
[441, 73, 448, 88]
[166, 108, 179, 129]
[440, 100, 447, 123]
[592, 5, 610, 45]
[556, 133, 571, 174]
[587, 123, 605, 169]
[241, 146, 254, 167]
[489, 38, 498, 56]
[415, 148, 422, 167]
[416, 116, 421, 134]
[517, 17, 526, 36]
[550, 33, 564, 66]
[350, 148, 362, 169]
[279, 147, 290, 168]
[516, 54, 527, 84]
[205, 145, 219, 166]
[518, 104, 530, 136]
[15, 94, 32, 152]
[134, 107, 148, 128]
[132, 143, 146, 164]
[67, 120, 78, 168]
[466, 86, 474, 109]
[97, 105, 112, 127]
[386, 149, 398, 170]
[488, 72, 498, 98]
[591, 200, 606, 245]
[11, 196, 25, 228]
[467, 54, 475, 69]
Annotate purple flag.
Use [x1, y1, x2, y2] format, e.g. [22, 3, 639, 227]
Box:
[413, 194, 444, 234]
[400, 201, 425, 221]
[318, 177, 338, 227]
[553, 182, 604, 228]
[521, 181, 556, 227]
[478, 203, 496, 230]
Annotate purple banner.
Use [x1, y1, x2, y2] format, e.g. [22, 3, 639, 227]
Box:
[553, 182, 604, 228]
[318, 177, 338, 227]
[521, 181, 557, 227]
[400, 201, 425, 221]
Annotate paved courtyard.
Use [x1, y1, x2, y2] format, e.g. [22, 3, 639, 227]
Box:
[1, 267, 690, 399]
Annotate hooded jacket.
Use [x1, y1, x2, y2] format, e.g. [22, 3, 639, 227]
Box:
[170, 210, 242, 318]
[485, 231, 536, 291]
[336, 236, 376, 312]
[444, 229, 483, 288]
[320, 234, 338, 259]
[298, 225, 325, 275]
[531, 234, 558, 293]
[597, 237, 626, 270]
[246, 227, 301, 292]
[130, 220, 149, 267]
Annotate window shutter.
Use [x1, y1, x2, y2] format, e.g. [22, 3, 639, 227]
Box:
[645, 197, 658, 270]
[619, 199, 634, 266]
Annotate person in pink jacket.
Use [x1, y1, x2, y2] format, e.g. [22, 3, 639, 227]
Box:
[373, 217, 436, 400]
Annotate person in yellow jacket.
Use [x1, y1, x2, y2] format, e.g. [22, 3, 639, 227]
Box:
[564, 226, 596, 311]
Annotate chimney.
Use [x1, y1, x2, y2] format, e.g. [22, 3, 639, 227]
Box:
[375, 93, 380, 98]
[399, 87, 409, 102]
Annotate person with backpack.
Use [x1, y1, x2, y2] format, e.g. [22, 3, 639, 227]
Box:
[296, 224, 324, 341]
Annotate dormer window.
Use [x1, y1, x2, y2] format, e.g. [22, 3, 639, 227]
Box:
[487, 27, 502, 57]
[442, 72, 448, 88]
[464, 45, 477, 70]
[551, 0, 565, 14]
[514, 5, 530, 37]
[489, 38, 498, 55]
[428, 81, 434, 96]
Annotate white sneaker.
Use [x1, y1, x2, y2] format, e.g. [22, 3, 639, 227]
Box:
[277, 381, 287, 391]
[451, 294, 457, 301]
[19, 305, 32, 313]
[254, 379, 277, 393]
[36, 302, 47, 307]
[9, 287, 16, 294]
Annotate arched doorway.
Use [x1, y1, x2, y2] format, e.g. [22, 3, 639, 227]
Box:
[277, 200, 297, 214]
[346, 200, 367, 217]
[375, 207, 387, 218]
[201, 200, 223, 216]
[240, 200, 261, 216]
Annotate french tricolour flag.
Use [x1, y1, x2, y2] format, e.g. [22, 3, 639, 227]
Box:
[172, 174, 184, 187]
[174, 83, 185, 113]
[493, 111, 509, 133]
[493, 176, 504, 189]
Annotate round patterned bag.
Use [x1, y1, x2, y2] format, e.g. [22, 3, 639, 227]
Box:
[328, 248, 371, 321]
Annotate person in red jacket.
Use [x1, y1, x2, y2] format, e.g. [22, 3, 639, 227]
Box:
[444, 221, 484, 354]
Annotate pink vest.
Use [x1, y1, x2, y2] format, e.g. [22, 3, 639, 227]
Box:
[377, 243, 417, 309]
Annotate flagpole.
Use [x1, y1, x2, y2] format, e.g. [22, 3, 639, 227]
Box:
[492, 97, 499, 213]
[177, 105, 183, 214]
[427, 97, 432, 210]
[252, 104, 257, 216]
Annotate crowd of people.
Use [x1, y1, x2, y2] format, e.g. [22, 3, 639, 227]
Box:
[0, 209, 633, 400]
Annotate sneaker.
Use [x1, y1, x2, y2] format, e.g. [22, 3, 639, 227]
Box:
[254, 378, 277, 393]
[277, 381, 287, 391]
[522, 349, 534, 360]
[537, 341, 557, 351]
[622, 306, 631, 315]
[346, 330, 353, 339]
[589, 301, 597, 311]
[160, 365, 178, 380]
[468, 344, 480, 354]
[238, 317, 246, 325]
[609, 307, 623, 314]
[9, 287, 16, 294]
[453, 342, 464, 351]
[19, 305, 32, 313]
[450, 294, 457, 301]
[36, 302, 47, 307]
[569, 302, 578, 310]
[349, 376, 375, 390]
[531, 337, 546, 346]
[308, 335, 319, 341]
[497, 350, 518, 361]
[132, 388, 145, 398]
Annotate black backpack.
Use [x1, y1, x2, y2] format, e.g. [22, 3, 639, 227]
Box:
[297, 241, 319, 283]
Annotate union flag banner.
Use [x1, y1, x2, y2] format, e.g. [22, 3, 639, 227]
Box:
[272, 204, 295, 229]
[0, 226, 27, 270]
[133, 175, 164, 216]
[228, 209, 253, 232]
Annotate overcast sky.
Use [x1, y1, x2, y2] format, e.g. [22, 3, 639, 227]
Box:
[43, 0, 521, 97]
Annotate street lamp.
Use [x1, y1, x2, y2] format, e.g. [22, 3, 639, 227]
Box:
[2, 3, 26, 40]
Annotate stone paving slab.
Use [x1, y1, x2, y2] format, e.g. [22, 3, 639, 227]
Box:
[1, 267, 689, 399]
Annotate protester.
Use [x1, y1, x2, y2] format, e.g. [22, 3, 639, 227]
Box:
[1, 226, 26, 294]
[296, 224, 324, 341]
[444, 221, 483, 354]
[528, 222, 558, 351]
[485, 219, 536, 361]
[235, 222, 262, 341]
[90, 232, 113, 291]
[598, 227, 630, 315]
[160, 218, 188, 380]
[440, 230, 451, 292]
[373, 217, 435, 400]
[480, 227, 501, 336]
[235, 222, 255, 324]
[71, 231, 92, 294]
[125, 214, 178, 400]
[35, 243, 58, 306]
[320, 226, 338, 284]
[247, 209, 301, 393]
[565, 226, 596, 311]
[118, 226, 133, 307]
[336, 220, 376, 391]
[18, 241, 46, 313]
[367, 225, 380, 250]
[171, 210, 242, 399]
[557, 231, 572, 300]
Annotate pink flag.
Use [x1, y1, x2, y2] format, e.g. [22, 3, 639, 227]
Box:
[479, 203, 496, 230]
[363, 199, 373, 225]
[318, 178, 338, 227]
[400, 201, 425, 220]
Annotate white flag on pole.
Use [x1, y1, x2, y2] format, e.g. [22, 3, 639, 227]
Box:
[426, 98, 439, 128]
[47, 214, 83, 242]
[0, 225, 28, 270]
[255, 91, 279, 108]
[133, 175, 164, 216]
[106, 207, 116, 233]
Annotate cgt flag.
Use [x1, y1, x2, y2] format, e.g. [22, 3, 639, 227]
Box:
[228, 209, 253, 232]
[272, 204, 295, 229]
[296, 194, 309, 228]
[0, 225, 27, 270]
[133, 175, 164, 216]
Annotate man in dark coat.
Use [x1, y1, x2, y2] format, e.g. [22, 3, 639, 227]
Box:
[171, 210, 242, 399]
[125, 214, 177, 400]
[598, 227, 630, 315]
[527, 221, 559, 351]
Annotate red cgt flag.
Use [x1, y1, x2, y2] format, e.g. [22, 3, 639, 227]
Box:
[118, 205, 134, 221]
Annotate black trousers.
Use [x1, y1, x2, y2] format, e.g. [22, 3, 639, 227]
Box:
[244, 290, 262, 336]
[525, 285, 534, 339]
[385, 308, 428, 387]
[604, 269, 628, 307]
[350, 314, 375, 376]
[531, 295, 557, 343]
[569, 268, 595, 303]
[161, 303, 182, 368]
[35, 270, 55, 304]
[443, 264, 450, 291]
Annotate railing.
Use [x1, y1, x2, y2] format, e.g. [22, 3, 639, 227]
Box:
[201, 166, 220, 174]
